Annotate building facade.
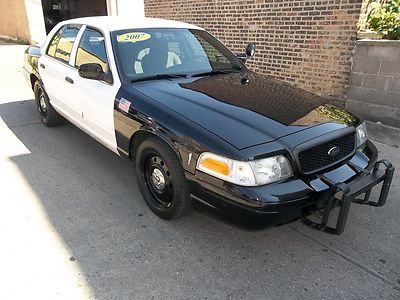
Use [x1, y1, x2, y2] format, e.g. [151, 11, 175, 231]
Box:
[0, 0, 144, 45]
[1, 0, 366, 101]
[145, 0, 364, 100]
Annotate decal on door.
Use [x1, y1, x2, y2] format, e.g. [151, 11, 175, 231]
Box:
[118, 98, 131, 113]
[117, 32, 151, 43]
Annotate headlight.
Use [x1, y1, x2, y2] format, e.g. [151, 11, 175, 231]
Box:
[196, 152, 292, 186]
[356, 122, 368, 147]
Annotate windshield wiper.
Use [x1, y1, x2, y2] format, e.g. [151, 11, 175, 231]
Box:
[191, 65, 243, 78]
[131, 73, 188, 83]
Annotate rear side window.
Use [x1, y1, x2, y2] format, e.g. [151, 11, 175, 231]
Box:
[52, 25, 80, 63]
[75, 28, 110, 74]
[46, 27, 63, 58]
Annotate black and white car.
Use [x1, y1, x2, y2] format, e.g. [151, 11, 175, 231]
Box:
[24, 16, 394, 234]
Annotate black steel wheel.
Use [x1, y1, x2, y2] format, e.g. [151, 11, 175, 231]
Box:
[34, 80, 63, 126]
[144, 154, 174, 207]
[135, 137, 191, 219]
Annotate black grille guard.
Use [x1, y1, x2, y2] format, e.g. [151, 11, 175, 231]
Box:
[302, 159, 395, 235]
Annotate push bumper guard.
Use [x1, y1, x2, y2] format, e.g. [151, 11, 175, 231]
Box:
[303, 159, 395, 235]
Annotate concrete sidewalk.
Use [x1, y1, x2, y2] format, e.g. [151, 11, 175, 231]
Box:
[0, 44, 399, 299]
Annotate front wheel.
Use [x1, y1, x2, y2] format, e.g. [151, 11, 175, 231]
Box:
[135, 137, 192, 219]
[34, 80, 63, 126]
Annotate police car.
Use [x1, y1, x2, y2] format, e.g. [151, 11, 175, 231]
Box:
[24, 16, 394, 234]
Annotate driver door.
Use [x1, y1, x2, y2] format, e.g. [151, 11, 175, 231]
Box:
[67, 27, 120, 153]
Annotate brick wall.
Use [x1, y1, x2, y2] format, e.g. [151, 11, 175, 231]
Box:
[144, 0, 362, 99]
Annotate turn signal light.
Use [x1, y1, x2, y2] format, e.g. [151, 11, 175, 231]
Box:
[200, 157, 229, 176]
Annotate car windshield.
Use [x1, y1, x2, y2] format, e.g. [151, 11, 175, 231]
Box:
[111, 28, 244, 82]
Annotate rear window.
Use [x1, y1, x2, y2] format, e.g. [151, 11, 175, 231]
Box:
[47, 25, 80, 63]
[46, 27, 63, 58]
[54, 25, 80, 63]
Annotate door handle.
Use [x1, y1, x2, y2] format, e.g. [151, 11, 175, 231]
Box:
[65, 76, 74, 84]
[39, 63, 45, 69]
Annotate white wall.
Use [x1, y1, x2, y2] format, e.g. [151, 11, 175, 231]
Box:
[106, 0, 144, 18]
[24, 0, 46, 45]
[23, 0, 145, 45]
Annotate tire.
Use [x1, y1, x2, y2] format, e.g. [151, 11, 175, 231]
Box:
[34, 80, 63, 126]
[135, 137, 192, 219]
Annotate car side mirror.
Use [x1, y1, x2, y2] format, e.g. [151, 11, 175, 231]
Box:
[237, 43, 256, 64]
[245, 43, 256, 57]
[78, 63, 113, 84]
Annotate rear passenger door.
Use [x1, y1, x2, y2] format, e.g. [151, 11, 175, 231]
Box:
[68, 26, 120, 153]
[38, 24, 81, 115]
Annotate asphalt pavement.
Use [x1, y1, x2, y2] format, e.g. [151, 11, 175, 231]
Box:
[0, 44, 399, 300]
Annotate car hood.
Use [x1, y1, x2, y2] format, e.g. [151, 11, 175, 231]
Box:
[131, 71, 359, 149]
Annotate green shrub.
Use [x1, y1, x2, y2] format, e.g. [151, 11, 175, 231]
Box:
[367, 0, 400, 40]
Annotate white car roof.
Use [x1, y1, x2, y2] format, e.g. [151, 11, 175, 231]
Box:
[61, 16, 204, 32]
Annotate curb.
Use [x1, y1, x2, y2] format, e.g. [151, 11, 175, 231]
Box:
[366, 120, 400, 148]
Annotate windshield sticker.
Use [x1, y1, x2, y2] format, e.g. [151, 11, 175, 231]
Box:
[117, 32, 151, 43]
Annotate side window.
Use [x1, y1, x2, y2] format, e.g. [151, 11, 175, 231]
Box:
[46, 27, 63, 58]
[54, 25, 80, 63]
[75, 28, 110, 74]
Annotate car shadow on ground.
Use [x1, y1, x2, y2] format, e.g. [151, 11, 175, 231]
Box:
[1, 99, 399, 299]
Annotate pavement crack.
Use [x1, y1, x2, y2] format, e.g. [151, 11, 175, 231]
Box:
[289, 225, 400, 292]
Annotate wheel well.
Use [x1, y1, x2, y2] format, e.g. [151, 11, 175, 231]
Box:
[30, 74, 39, 90]
[129, 130, 181, 163]
[130, 131, 152, 161]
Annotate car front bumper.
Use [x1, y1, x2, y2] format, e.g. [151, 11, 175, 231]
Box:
[186, 140, 395, 234]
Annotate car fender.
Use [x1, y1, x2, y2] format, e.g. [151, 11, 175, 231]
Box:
[24, 46, 41, 89]
[114, 85, 244, 174]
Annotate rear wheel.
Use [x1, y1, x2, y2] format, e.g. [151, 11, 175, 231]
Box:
[34, 81, 63, 126]
[135, 137, 192, 219]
